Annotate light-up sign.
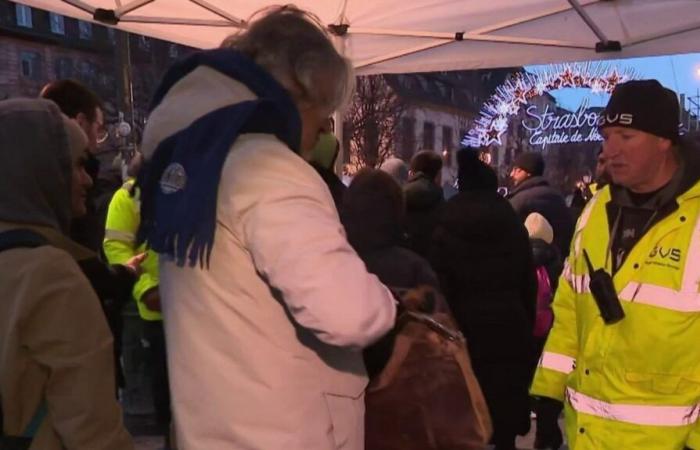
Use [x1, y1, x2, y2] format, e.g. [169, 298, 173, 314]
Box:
[522, 98, 603, 149]
[462, 64, 637, 149]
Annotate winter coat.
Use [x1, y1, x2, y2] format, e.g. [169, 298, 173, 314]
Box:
[508, 176, 575, 258]
[0, 225, 133, 450]
[341, 170, 442, 378]
[404, 174, 444, 258]
[0, 98, 132, 450]
[531, 138, 700, 450]
[430, 189, 537, 441]
[140, 64, 396, 450]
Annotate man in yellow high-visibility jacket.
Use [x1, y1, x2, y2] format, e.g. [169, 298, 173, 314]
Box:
[531, 80, 700, 450]
[103, 154, 171, 448]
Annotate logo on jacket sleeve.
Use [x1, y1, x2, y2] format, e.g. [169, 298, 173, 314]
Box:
[160, 163, 187, 194]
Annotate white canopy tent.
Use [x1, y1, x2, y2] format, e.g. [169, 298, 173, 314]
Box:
[12, 0, 700, 75]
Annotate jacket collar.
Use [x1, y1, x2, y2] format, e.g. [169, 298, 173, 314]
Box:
[509, 175, 549, 197]
[609, 136, 700, 210]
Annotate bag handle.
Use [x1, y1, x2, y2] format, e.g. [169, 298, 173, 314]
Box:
[400, 311, 465, 343]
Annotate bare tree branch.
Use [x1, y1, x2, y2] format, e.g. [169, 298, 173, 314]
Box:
[345, 75, 405, 174]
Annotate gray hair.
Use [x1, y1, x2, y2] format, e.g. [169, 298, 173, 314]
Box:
[222, 5, 355, 116]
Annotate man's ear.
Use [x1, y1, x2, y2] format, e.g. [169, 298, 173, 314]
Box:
[658, 137, 673, 154]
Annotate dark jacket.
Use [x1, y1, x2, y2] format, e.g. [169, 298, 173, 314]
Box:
[78, 255, 136, 389]
[430, 189, 536, 441]
[310, 162, 346, 212]
[342, 170, 441, 378]
[403, 173, 443, 258]
[70, 156, 122, 253]
[508, 176, 574, 258]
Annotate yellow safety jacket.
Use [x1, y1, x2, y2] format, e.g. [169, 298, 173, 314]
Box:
[103, 180, 161, 321]
[531, 181, 700, 450]
[588, 182, 599, 197]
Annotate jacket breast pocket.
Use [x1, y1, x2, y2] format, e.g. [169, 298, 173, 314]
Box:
[323, 391, 365, 449]
[625, 371, 700, 396]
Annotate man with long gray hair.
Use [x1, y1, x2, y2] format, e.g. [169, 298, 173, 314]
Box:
[137, 6, 396, 450]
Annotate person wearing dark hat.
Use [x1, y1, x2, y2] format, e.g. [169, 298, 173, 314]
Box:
[531, 79, 700, 450]
[403, 150, 445, 257]
[430, 149, 536, 450]
[507, 151, 574, 258]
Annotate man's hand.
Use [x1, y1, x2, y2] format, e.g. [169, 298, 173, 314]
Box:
[123, 252, 147, 277]
[141, 287, 161, 312]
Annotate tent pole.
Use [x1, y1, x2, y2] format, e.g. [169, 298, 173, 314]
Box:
[333, 32, 347, 177]
[567, 0, 609, 44]
[115, 0, 154, 16]
[471, 0, 598, 34]
[623, 20, 700, 47]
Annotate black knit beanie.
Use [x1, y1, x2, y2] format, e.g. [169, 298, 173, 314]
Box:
[598, 79, 680, 143]
[513, 152, 545, 176]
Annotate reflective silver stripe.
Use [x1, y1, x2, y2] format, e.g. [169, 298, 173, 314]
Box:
[619, 282, 700, 312]
[571, 274, 590, 294]
[574, 193, 599, 256]
[539, 352, 576, 374]
[683, 214, 700, 292]
[566, 387, 700, 427]
[104, 229, 136, 243]
[563, 263, 590, 294]
[609, 208, 700, 313]
[576, 193, 598, 232]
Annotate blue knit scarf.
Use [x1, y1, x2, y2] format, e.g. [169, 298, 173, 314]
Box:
[137, 48, 302, 268]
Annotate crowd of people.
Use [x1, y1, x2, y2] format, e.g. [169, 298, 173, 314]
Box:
[2, 5, 700, 450]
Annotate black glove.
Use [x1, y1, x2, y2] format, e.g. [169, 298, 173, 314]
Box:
[534, 397, 564, 450]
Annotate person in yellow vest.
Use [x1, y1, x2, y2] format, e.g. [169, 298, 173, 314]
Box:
[531, 80, 700, 450]
[103, 152, 171, 449]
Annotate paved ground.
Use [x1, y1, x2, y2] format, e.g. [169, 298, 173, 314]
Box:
[132, 418, 569, 450]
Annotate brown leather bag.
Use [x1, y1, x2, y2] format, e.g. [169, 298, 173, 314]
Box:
[365, 287, 492, 450]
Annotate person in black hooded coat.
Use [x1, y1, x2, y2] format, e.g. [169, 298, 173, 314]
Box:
[341, 168, 442, 378]
[430, 149, 537, 450]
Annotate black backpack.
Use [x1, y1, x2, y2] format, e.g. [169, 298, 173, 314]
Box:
[0, 229, 48, 450]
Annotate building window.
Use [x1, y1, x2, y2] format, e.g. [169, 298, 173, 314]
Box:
[15, 4, 32, 28]
[423, 122, 435, 150]
[78, 20, 92, 40]
[78, 60, 96, 82]
[20, 51, 41, 80]
[49, 13, 64, 34]
[54, 57, 73, 79]
[401, 117, 415, 159]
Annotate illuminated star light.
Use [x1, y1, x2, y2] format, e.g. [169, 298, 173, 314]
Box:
[507, 102, 521, 115]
